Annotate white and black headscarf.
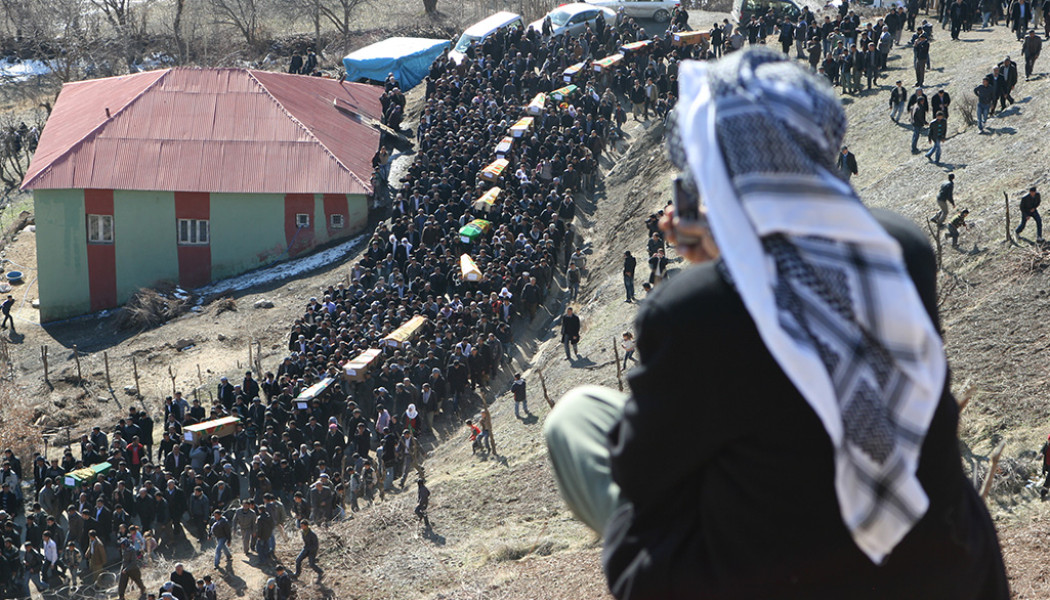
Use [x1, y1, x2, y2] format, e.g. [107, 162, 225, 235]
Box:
[670, 48, 946, 564]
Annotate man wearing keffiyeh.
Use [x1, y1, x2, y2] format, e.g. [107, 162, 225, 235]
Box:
[545, 48, 1008, 600]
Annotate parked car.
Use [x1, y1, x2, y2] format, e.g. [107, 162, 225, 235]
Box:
[529, 3, 617, 37]
[584, 0, 680, 23]
[449, 11, 525, 64]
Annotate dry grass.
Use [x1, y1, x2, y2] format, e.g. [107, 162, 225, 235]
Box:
[214, 296, 237, 315]
[117, 285, 190, 331]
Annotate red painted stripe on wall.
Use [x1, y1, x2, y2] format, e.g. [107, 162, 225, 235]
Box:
[175, 192, 211, 288]
[84, 189, 118, 311]
[284, 194, 315, 257]
[323, 194, 348, 238]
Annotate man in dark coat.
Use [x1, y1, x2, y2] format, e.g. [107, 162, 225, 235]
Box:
[622, 251, 636, 302]
[1022, 29, 1042, 80]
[1016, 186, 1043, 241]
[559, 308, 581, 360]
[546, 48, 1009, 600]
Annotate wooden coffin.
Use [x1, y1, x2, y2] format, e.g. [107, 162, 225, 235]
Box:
[344, 348, 382, 382]
[381, 314, 428, 349]
[593, 53, 624, 71]
[461, 254, 483, 282]
[480, 158, 509, 182]
[672, 31, 710, 46]
[509, 117, 534, 138]
[526, 93, 547, 115]
[64, 462, 112, 489]
[183, 416, 241, 443]
[473, 187, 502, 212]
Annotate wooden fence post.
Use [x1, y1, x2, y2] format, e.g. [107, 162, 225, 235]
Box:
[103, 352, 112, 391]
[1004, 191, 1011, 243]
[612, 337, 623, 392]
[168, 365, 177, 396]
[41, 345, 49, 385]
[132, 356, 141, 397]
[72, 344, 82, 385]
[980, 441, 1007, 500]
[926, 221, 942, 270]
[538, 369, 554, 408]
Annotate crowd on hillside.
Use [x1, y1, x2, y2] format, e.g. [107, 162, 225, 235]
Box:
[9, 1, 1044, 598]
[0, 10, 713, 600]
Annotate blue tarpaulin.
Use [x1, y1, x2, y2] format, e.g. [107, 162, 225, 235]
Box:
[343, 37, 451, 91]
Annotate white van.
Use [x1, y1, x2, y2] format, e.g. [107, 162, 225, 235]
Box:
[449, 11, 525, 64]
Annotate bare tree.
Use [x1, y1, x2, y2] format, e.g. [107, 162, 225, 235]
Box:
[173, 0, 186, 63]
[90, 0, 133, 29]
[423, 0, 437, 15]
[277, 0, 370, 53]
[208, 0, 262, 48]
[317, 0, 370, 43]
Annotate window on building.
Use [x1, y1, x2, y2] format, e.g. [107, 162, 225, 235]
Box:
[87, 214, 114, 243]
[296, 213, 310, 228]
[330, 214, 345, 229]
[177, 219, 210, 245]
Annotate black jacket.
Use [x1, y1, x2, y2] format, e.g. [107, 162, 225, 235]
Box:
[1020, 192, 1041, 213]
[560, 314, 581, 342]
[603, 210, 1009, 600]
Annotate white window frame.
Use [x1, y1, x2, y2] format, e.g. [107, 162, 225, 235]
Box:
[295, 213, 310, 228]
[330, 214, 345, 229]
[177, 219, 210, 246]
[87, 214, 114, 243]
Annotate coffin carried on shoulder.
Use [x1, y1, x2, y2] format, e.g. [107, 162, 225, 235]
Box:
[344, 348, 382, 382]
[672, 30, 709, 46]
[593, 54, 624, 72]
[183, 416, 241, 443]
[474, 187, 502, 212]
[480, 158, 509, 182]
[64, 462, 112, 489]
[461, 254, 483, 282]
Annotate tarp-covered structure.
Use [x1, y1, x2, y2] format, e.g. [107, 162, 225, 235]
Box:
[343, 37, 451, 91]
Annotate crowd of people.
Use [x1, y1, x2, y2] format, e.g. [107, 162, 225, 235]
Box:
[0, 8, 711, 600]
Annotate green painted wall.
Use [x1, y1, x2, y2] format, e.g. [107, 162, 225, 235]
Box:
[347, 194, 368, 235]
[314, 194, 329, 245]
[113, 190, 179, 302]
[210, 193, 286, 280]
[33, 189, 90, 321]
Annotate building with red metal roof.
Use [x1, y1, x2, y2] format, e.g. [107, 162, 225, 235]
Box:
[22, 67, 384, 321]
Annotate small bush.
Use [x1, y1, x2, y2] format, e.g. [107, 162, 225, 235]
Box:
[959, 95, 976, 127]
[117, 285, 189, 331]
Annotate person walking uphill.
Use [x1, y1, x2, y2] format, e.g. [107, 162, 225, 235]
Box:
[837, 146, 858, 180]
[560, 307, 582, 361]
[1023, 29, 1042, 80]
[623, 251, 636, 302]
[933, 173, 955, 225]
[926, 111, 948, 164]
[1016, 186, 1043, 242]
[545, 48, 1009, 600]
[293, 521, 323, 581]
[0, 295, 14, 333]
[974, 76, 994, 133]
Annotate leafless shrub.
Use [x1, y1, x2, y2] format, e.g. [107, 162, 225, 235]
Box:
[117, 285, 190, 331]
[959, 94, 977, 127]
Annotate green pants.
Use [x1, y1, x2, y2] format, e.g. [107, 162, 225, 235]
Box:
[543, 385, 626, 533]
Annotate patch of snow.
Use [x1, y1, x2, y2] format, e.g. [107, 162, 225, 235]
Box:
[0, 59, 50, 82]
[195, 233, 368, 300]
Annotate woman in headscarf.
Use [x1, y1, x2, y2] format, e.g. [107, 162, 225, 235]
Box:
[545, 48, 1008, 600]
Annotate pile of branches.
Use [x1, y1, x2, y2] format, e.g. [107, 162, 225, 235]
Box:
[116, 285, 190, 331]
